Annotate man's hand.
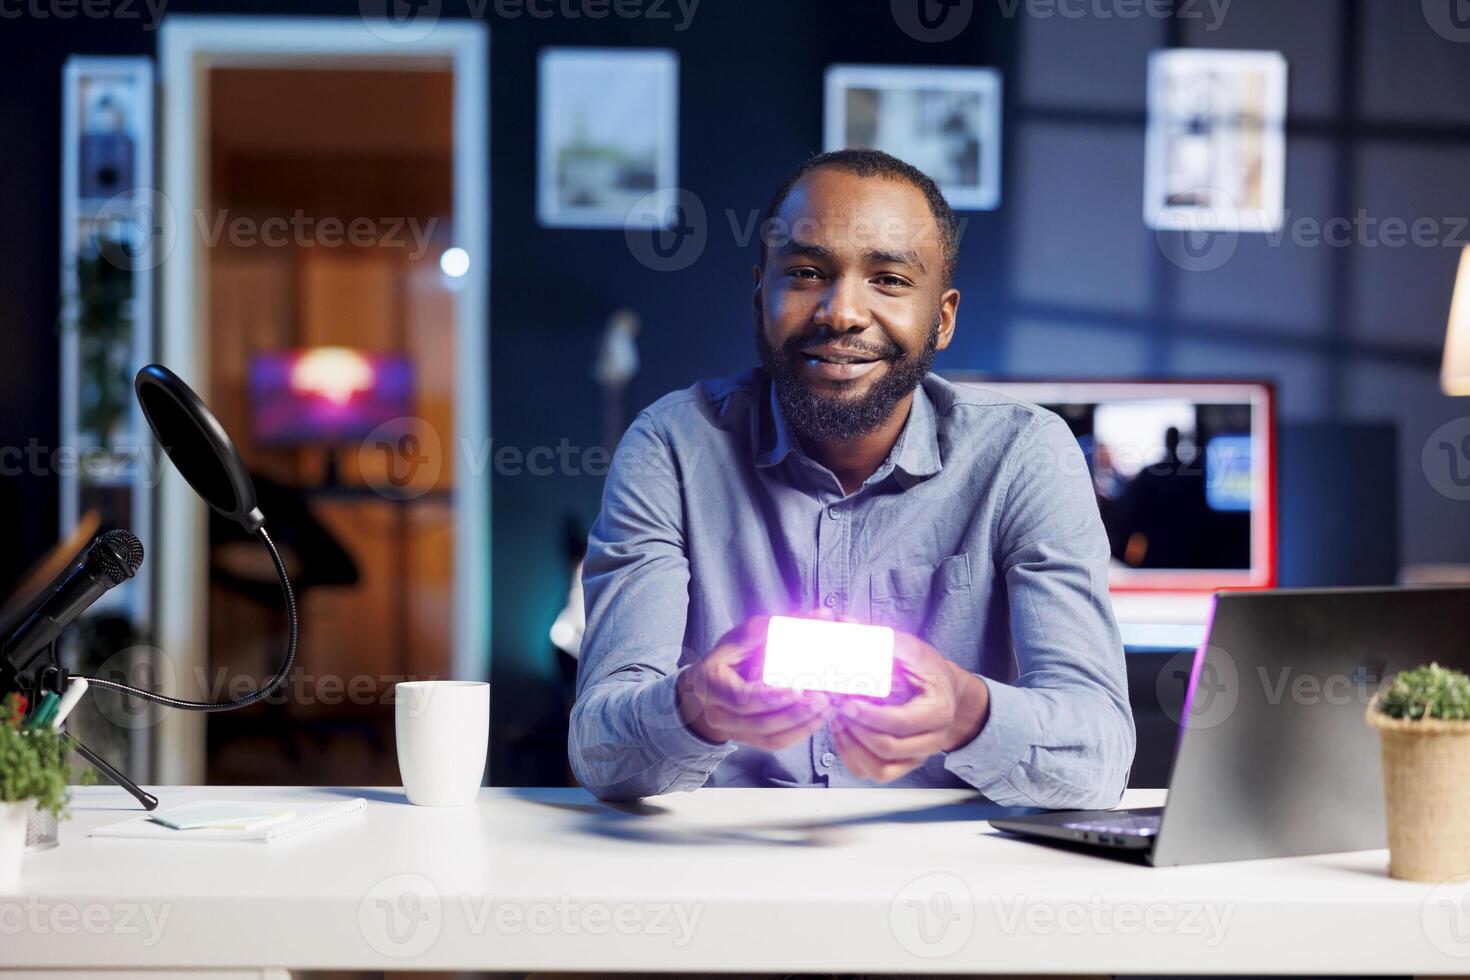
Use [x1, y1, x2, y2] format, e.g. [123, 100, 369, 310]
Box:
[831, 631, 990, 783]
[675, 615, 834, 751]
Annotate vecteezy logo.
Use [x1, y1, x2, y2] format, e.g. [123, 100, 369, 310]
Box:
[1422, 876, 1470, 959]
[362, 417, 443, 501]
[92, 646, 175, 732]
[625, 188, 708, 272]
[358, 873, 442, 959]
[1157, 646, 1239, 730]
[1423, 0, 1470, 42]
[93, 188, 177, 273]
[1423, 418, 1470, 501]
[890, 0, 973, 43]
[889, 872, 973, 959]
[1155, 192, 1240, 273]
[380, 434, 428, 486]
[359, 0, 442, 43]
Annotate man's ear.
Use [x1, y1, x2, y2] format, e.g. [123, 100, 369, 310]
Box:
[935, 287, 960, 352]
[752, 265, 764, 316]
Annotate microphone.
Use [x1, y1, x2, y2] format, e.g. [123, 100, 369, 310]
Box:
[2, 529, 144, 676]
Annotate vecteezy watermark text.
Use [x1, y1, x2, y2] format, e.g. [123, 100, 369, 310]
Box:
[994, 0, 1230, 29]
[992, 895, 1234, 946]
[359, 0, 698, 43]
[471, 0, 699, 29]
[891, 0, 1230, 43]
[0, 898, 172, 947]
[357, 873, 702, 960]
[459, 895, 701, 944]
[0, 0, 166, 29]
[194, 211, 438, 260]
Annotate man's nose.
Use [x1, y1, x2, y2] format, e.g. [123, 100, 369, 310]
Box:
[813, 276, 870, 333]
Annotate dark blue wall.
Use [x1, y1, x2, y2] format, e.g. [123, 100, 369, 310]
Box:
[3, 1, 1469, 785]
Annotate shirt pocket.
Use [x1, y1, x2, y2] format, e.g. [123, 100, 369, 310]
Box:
[869, 553, 974, 640]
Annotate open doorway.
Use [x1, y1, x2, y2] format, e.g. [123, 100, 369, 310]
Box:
[156, 19, 489, 784]
[205, 67, 455, 784]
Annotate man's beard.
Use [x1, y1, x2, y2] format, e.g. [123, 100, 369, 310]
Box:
[755, 310, 940, 445]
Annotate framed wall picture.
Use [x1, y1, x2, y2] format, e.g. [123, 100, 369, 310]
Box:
[824, 64, 1002, 211]
[537, 47, 679, 229]
[1145, 50, 1288, 233]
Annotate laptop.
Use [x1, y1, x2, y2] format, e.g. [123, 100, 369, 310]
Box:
[990, 587, 1470, 866]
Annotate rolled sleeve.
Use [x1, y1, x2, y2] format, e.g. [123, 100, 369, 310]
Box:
[568, 412, 736, 800]
[643, 670, 738, 767]
[943, 414, 1136, 809]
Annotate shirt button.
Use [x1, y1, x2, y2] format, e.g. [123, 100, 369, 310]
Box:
[827, 506, 841, 520]
[820, 751, 836, 768]
[823, 593, 839, 608]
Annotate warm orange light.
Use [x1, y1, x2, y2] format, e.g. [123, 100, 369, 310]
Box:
[1443, 246, 1470, 396]
[289, 348, 376, 406]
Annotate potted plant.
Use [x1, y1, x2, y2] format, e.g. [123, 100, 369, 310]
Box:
[0, 694, 74, 887]
[1368, 663, 1470, 882]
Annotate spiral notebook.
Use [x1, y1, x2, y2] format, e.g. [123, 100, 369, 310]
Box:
[90, 798, 366, 843]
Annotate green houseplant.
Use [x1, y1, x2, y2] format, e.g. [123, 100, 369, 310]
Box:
[0, 693, 75, 886]
[1368, 664, 1470, 882]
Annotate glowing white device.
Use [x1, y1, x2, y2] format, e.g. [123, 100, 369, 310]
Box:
[761, 615, 895, 698]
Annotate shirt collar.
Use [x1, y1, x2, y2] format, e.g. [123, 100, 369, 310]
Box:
[755, 377, 798, 469]
[890, 379, 942, 480]
[754, 374, 943, 481]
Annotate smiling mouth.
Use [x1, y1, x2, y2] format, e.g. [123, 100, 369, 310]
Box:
[796, 346, 888, 383]
[800, 346, 884, 365]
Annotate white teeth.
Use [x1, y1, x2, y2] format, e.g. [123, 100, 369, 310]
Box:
[806, 353, 875, 364]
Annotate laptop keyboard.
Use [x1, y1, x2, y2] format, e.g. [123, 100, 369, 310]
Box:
[1062, 813, 1162, 838]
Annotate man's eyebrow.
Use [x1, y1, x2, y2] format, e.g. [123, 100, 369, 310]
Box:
[777, 238, 835, 260]
[865, 247, 925, 271]
[779, 238, 927, 272]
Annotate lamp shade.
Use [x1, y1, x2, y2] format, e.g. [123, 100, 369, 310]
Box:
[1443, 245, 1470, 395]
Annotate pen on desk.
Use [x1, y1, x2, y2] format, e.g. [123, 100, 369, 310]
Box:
[50, 677, 89, 731]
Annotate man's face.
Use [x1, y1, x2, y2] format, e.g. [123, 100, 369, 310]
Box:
[754, 168, 959, 444]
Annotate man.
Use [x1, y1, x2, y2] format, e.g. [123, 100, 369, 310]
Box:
[569, 149, 1134, 804]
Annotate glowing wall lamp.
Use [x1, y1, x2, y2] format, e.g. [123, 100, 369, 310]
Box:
[1442, 246, 1470, 396]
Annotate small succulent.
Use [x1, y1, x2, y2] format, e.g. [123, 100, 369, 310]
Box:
[1378, 663, 1470, 722]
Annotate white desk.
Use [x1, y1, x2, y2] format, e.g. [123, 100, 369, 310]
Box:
[5, 785, 1468, 976]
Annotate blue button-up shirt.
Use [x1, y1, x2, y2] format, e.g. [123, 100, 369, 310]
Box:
[569, 369, 1135, 805]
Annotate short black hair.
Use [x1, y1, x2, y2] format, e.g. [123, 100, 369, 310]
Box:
[758, 148, 959, 288]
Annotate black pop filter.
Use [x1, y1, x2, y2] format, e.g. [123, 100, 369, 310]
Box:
[109, 362, 297, 716]
[135, 364, 264, 533]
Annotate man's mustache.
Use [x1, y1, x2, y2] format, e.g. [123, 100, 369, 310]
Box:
[780, 332, 902, 360]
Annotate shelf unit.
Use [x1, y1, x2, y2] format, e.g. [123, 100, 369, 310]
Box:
[59, 56, 155, 622]
[59, 57, 156, 780]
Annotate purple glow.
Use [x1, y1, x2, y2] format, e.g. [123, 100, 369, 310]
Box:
[250, 349, 414, 446]
[1175, 593, 1220, 745]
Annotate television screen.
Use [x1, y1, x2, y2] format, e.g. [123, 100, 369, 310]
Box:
[249, 348, 414, 446]
[950, 379, 1275, 592]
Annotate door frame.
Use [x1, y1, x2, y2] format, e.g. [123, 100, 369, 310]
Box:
[157, 16, 490, 783]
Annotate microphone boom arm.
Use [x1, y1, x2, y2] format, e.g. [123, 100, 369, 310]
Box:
[83, 526, 298, 713]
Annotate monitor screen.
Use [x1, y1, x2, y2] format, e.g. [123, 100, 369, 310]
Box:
[951, 379, 1276, 591]
[249, 348, 414, 447]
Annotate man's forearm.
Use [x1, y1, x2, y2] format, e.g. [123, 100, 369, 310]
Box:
[569, 669, 734, 800]
[941, 676, 1134, 809]
[940, 663, 991, 752]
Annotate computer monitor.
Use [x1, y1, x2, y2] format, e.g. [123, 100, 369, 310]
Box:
[249, 348, 414, 447]
[950, 379, 1276, 593]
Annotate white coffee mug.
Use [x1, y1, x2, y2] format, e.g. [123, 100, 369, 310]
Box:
[394, 681, 489, 806]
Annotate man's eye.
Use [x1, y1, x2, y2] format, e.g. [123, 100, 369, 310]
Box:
[874, 274, 912, 288]
[788, 268, 822, 281]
